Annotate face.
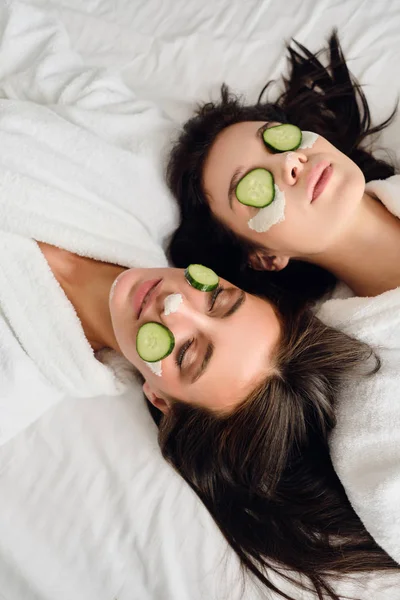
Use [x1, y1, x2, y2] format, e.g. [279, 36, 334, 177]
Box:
[109, 267, 281, 414]
[202, 121, 366, 269]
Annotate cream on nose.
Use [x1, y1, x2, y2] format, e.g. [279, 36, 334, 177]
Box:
[285, 151, 296, 164]
[164, 293, 183, 315]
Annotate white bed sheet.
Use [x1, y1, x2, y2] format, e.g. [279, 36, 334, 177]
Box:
[1, 1, 400, 599]
[28, 0, 400, 149]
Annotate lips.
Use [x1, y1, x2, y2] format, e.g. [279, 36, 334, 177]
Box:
[307, 161, 332, 202]
[133, 279, 162, 319]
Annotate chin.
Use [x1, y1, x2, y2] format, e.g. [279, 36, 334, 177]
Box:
[338, 169, 365, 209]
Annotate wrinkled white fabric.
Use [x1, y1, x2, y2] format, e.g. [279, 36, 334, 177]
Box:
[0, 2, 399, 600]
[319, 174, 400, 565]
[0, 0, 179, 442]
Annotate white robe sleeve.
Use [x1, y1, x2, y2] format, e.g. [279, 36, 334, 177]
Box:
[365, 174, 400, 219]
[319, 285, 400, 564]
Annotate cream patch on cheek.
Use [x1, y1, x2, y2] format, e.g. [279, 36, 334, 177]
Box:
[109, 272, 124, 302]
[247, 184, 286, 233]
[299, 131, 319, 149]
[144, 360, 163, 377]
[164, 293, 183, 315]
[142, 294, 183, 378]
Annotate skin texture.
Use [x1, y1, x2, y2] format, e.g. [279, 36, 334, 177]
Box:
[202, 120, 400, 296]
[203, 120, 366, 269]
[38, 243, 281, 414]
[247, 183, 286, 233]
[109, 267, 281, 414]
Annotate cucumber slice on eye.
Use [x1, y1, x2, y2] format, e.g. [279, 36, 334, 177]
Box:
[263, 124, 302, 152]
[136, 322, 175, 362]
[236, 168, 275, 208]
[184, 264, 219, 292]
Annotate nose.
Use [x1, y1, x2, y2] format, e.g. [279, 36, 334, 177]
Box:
[278, 150, 307, 186]
[156, 289, 211, 341]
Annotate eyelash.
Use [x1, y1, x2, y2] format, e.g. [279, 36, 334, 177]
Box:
[209, 285, 223, 310]
[176, 287, 224, 369]
[176, 338, 194, 368]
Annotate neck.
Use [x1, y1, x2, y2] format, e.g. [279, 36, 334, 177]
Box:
[37, 243, 126, 352]
[71, 260, 127, 352]
[314, 192, 400, 296]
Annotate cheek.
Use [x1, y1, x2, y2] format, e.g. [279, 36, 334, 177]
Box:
[247, 185, 286, 233]
[142, 357, 178, 392]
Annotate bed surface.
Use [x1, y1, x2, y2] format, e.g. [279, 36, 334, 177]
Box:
[1, 1, 400, 599]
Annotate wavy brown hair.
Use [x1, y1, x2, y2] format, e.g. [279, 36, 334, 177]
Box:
[167, 31, 397, 310]
[150, 307, 398, 600]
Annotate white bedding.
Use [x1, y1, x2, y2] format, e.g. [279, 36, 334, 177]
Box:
[1, 1, 400, 599]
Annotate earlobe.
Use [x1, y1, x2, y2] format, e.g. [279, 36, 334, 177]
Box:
[248, 250, 290, 272]
[142, 381, 171, 415]
[271, 255, 290, 271]
[247, 249, 273, 271]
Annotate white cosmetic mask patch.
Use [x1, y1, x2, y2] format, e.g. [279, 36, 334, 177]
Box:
[109, 271, 125, 302]
[164, 293, 183, 315]
[145, 360, 163, 377]
[109, 278, 118, 302]
[248, 184, 286, 233]
[285, 151, 296, 164]
[299, 131, 318, 149]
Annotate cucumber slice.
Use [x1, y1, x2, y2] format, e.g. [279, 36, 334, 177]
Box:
[185, 264, 219, 292]
[136, 322, 175, 362]
[263, 124, 302, 153]
[236, 168, 275, 208]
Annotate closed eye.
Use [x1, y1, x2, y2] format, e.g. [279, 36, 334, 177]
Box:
[209, 286, 246, 318]
[209, 285, 223, 311]
[228, 169, 244, 209]
[175, 338, 194, 369]
[176, 287, 246, 379]
[175, 286, 222, 370]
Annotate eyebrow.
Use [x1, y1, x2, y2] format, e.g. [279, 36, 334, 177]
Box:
[228, 168, 244, 209]
[190, 290, 246, 383]
[257, 122, 272, 137]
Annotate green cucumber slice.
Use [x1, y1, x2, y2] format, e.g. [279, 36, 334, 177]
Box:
[185, 264, 219, 292]
[136, 322, 175, 362]
[236, 168, 275, 208]
[263, 124, 302, 152]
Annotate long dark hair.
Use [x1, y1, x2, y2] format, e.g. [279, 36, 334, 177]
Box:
[154, 308, 398, 599]
[167, 31, 397, 310]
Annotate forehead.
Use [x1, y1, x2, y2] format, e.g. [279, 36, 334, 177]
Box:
[209, 120, 265, 156]
[203, 121, 267, 191]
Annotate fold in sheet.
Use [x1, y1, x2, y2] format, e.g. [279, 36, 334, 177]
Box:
[0, 1, 178, 444]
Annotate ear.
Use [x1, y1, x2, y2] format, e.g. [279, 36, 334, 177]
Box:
[248, 249, 290, 272]
[143, 380, 171, 415]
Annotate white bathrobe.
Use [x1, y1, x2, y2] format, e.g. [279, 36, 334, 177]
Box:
[0, 1, 179, 446]
[318, 174, 400, 564]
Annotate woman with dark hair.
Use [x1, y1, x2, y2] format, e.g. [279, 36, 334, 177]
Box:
[164, 31, 400, 599]
[167, 31, 399, 309]
[135, 264, 397, 600]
